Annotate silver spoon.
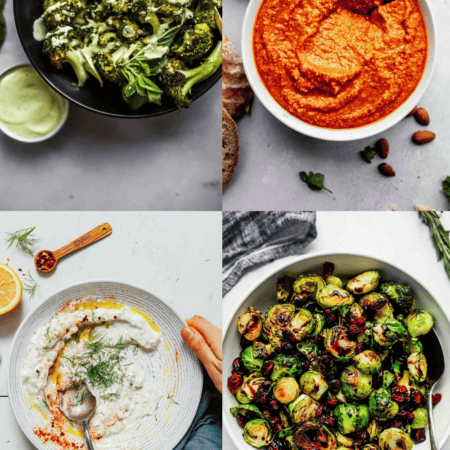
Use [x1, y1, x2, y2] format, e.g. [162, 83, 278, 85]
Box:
[59, 387, 96, 450]
[422, 329, 445, 450]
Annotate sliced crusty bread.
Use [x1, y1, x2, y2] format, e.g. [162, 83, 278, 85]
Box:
[222, 107, 239, 188]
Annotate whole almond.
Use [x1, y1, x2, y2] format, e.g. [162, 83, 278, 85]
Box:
[414, 108, 430, 126]
[406, 106, 418, 117]
[376, 138, 389, 159]
[412, 130, 436, 144]
[379, 163, 395, 177]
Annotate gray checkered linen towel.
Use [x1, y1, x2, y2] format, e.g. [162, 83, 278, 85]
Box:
[222, 212, 317, 296]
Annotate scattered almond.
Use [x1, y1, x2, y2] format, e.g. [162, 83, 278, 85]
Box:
[412, 130, 435, 144]
[406, 106, 418, 117]
[379, 163, 395, 177]
[376, 138, 389, 159]
[414, 107, 430, 126]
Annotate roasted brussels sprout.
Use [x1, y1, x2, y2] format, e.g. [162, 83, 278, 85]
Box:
[372, 319, 407, 348]
[277, 275, 295, 303]
[262, 409, 290, 434]
[242, 373, 268, 401]
[334, 403, 370, 434]
[318, 285, 354, 309]
[243, 418, 274, 448]
[358, 322, 374, 346]
[340, 366, 372, 400]
[346, 271, 380, 295]
[239, 307, 264, 341]
[353, 350, 382, 375]
[379, 282, 415, 314]
[287, 308, 316, 342]
[382, 370, 395, 389]
[288, 394, 320, 423]
[299, 370, 329, 400]
[293, 421, 337, 450]
[264, 304, 296, 344]
[273, 377, 300, 404]
[406, 309, 434, 338]
[360, 293, 394, 323]
[326, 276, 343, 289]
[285, 435, 299, 450]
[326, 327, 357, 362]
[407, 352, 427, 382]
[236, 385, 252, 404]
[367, 419, 382, 442]
[369, 389, 399, 421]
[242, 346, 264, 373]
[402, 338, 423, 354]
[253, 341, 274, 359]
[411, 407, 428, 429]
[363, 445, 381, 450]
[397, 371, 425, 395]
[378, 428, 412, 450]
[292, 274, 326, 301]
[341, 303, 365, 326]
[336, 432, 353, 448]
[270, 353, 302, 381]
[311, 313, 325, 336]
[231, 403, 265, 419]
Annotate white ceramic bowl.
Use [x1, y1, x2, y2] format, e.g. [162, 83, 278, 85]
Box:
[241, 1, 437, 141]
[0, 64, 69, 143]
[8, 280, 203, 450]
[223, 252, 450, 450]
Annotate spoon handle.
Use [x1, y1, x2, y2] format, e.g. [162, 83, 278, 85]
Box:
[428, 385, 439, 450]
[83, 421, 95, 450]
[54, 223, 112, 260]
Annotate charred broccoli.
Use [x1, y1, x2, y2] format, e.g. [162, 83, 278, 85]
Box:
[173, 23, 213, 64]
[42, 0, 82, 30]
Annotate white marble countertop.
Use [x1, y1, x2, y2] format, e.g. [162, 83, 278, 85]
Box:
[223, 0, 450, 211]
[0, 2, 221, 211]
[0, 211, 222, 448]
[223, 211, 450, 450]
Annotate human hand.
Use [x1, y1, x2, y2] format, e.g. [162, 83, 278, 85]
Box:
[181, 316, 222, 393]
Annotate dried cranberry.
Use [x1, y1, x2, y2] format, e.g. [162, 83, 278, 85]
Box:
[316, 404, 325, 417]
[227, 373, 243, 395]
[267, 395, 280, 411]
[232, 357, 245, 374]
[390, 418, 404, 428]
[412, 429, 426, 443]
[317, 415, 336, 427]
[354, 430, 369, 443]
[280, 341, 296, 354]
[319, 351, 334, 373]
[356, 343, 365, 354]
[326, 398, 339, 407]
[348, 322, 366, 338]
[324, 309, 338, 327]
[322, 262, 335, 280]
[410, 389, 422, 406]
[391, 385, 408, 403]
[432, 393, 442, 407]
[236, 414, 246, 429]
[396, 410, 414, 420]
[261, 360, 275, 378]
[255, 380, 272, 405]
[329, 379, 341, 395]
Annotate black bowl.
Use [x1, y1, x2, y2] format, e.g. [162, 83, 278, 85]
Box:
[13, 1, 222, 118]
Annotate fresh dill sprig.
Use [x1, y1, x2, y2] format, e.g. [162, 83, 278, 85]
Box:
[42, 398, 50, 411]
[23, 271, 39, 299]
[5, 227, 39, 255]
[75, 390, 87, 406]
[22, 377, 30, 384]
[45, 327, 51, 341]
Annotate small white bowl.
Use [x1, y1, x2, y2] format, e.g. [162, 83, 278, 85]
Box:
[223, 252, 450, 450]
[241, 0, 437, 141]
[0, 64, 69, 143]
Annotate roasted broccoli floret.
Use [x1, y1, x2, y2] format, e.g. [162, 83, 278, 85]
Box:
[85, 1, 110, 21]
[195, 0, 217, 30]
[159, 40, 222, 108]
[98, 31, 118, 46]
[156, 4, 185, 24]
[173, 23, 213, 64]
[42, 0, 82, 30]
[94, 53, 126, 84]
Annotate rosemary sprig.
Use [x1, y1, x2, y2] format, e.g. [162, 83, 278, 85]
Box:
[5, 227, 39, 255]
[420, 211, 450, 278]
[23, 271, 39, 299]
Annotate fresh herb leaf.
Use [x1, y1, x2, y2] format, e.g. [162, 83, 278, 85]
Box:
[5, 226, 39, 255]
[156, 10, 186, 47]
[299, 171, 333, 194]
[442, 176, 450, 204]
[360, 146, 377, 164]
[23, 271, 39, 299]
[22, 377, 30, 384]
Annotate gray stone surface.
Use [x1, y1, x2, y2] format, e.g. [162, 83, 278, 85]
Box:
[223, 0, 450, 211]
[0, 1, 221, 211]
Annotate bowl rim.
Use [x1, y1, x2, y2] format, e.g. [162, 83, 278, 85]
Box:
[223, 251, 450, 450]
[241, 0, 437, 141]
[7, 278, 204, 450]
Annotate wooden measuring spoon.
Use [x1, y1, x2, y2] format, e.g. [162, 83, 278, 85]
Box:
[34, 223, 112, 273]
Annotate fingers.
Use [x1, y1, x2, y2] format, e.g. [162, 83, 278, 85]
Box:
[181, 326, 222, 393]
[185, 316, 222, 360]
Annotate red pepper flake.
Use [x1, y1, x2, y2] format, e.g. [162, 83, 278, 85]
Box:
[35, 250, 56, 272]
[114, 316, 117, 319]
[36, 370, 40, 374]
[18, 268, 22, 272]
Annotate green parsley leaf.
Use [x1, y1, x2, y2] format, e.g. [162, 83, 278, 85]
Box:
[442, 176, 450, 205]
[299, 171, 332, 194]
[360, 146, 377, 163]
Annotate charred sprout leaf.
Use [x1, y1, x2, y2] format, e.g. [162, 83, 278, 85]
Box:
[442, 176, 450, 204]
[299, 171, 332, 194]
[360, 146, 377, 163]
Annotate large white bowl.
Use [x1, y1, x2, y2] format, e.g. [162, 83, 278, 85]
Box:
[8, 280, 203, 450]
[223, 253, 450, 450]
[241, 1, 437, 141]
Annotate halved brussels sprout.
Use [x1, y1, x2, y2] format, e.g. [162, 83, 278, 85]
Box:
[367, 419, 382, 442]
[402, 338, 423, 355]
[277, 275, 295, 303]
[379, 282, 415, 314]
[236, 386, 252, 404]
[359, 293, 394, 323]
[242, 346, 263, 373]
[264, 304, 296, 344]
[270, 353, 302, 381]
[372, 319, 407, 348]
[407, 352, 427, 382]
[293, 421, 337, 450]
[406, 309, 434, 338]
[346, 271, 380, 295]
[326, 276, 343, 289]
[287, 309, 316, 342]
[238, 307, 264, 341]
[262, 409, 290, 434]
[293, 274, 327, 301]
[358, 322, 374, 346]
[252, 341, 274, 359]
[274, 377, 301, 404]
[397, 371, 426, 395]
[288, 394, 320, 423]
[369, 389, 399, 421]
[378, 428, 412, 450]
[326, 327, 357, 362]
[299, 370, 329, 401]
[364, 445, 381, 450]
[334, 404, 370, 434]
[336, 432, 353, 448]
[382, 370, 395, 389]
[411, 407, 428, 429]
[243, 419, 274, 448]
[242, 373, 268, 401]
[231, 403, 265, 419]
[353, 350, 382, 375]
[340, 366, 372, 400]
[311, 313, 325, 337]
[341, 303, 365, 326]
[318, 285, 354, 309]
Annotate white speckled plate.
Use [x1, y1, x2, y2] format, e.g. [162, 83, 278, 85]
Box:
[7, 280, 203, 450]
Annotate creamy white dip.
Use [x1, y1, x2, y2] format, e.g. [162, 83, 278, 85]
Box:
[22, 298, 162, 447]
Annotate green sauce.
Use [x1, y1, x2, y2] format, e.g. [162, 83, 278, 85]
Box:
[0, 65, 67, 139]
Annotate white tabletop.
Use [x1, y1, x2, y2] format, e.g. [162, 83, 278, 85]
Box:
[223, 211, 450, 450]
[223, 0, 450, 211]
[0, 2, 221, 211]
[0, 211, 222, 448]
